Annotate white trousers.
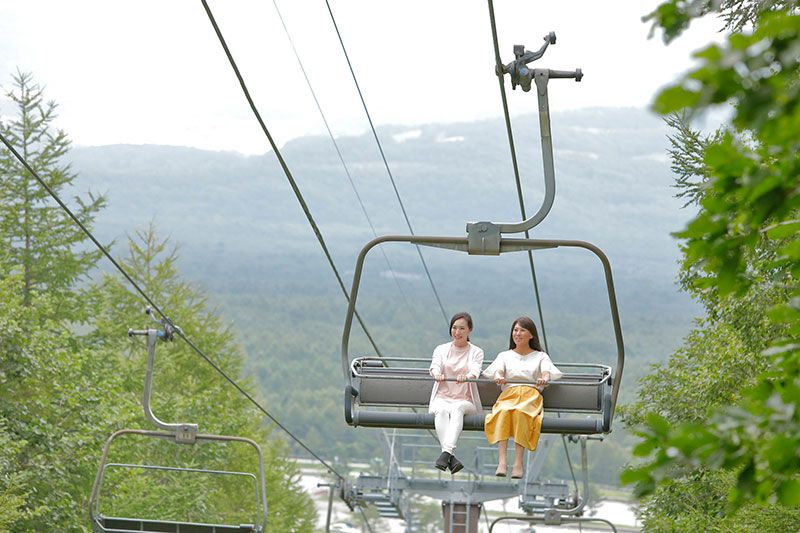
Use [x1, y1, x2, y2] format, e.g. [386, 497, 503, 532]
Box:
[430, 398, 477, 454]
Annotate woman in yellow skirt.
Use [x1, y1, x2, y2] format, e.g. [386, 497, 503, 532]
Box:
[482, 317, 562, 478]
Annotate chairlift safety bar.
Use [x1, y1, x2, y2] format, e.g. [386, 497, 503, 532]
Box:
[351, 357, 611, 387]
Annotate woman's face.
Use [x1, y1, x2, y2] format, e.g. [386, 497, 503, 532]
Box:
[451, 318, 471, 346]
[512, 322, 533, 349]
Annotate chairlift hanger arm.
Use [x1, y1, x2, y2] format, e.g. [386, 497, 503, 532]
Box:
[129, 309, 198, 442]
[475, 33, 583, 242]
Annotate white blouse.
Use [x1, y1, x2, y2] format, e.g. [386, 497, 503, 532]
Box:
[482, 349, 563, 392]
[428, 341, 484, 413]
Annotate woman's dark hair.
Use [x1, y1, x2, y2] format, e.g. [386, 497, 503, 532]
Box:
[508, 316, 543, 351]
[450, 312, 473, 340]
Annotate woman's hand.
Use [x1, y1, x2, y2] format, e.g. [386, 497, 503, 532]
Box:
[494, 372, 505, 385]
[434, 373, 445, 382]
[536, 373, 550, 387]
[456, 374, 467, 383]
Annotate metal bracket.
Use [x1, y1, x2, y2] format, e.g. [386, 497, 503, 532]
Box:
[174, 423, 198, 444]
[504, 32, 557, 91]
[466, 221, 501, 255]
[544, 509, 563, 525]
[473, 34, 583, 239]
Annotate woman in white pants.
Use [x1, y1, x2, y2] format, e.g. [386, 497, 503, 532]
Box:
[429, 312, 484, 474]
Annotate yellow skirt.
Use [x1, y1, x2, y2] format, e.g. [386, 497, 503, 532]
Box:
[484, 386, 543, 451]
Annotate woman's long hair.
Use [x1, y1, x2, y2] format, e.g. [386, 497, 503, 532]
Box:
[508, 316, 543, 351]
[450, 312, 473, 341]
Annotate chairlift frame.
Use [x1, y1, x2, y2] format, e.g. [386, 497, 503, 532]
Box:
[90, 319, 268, 533]
[340, 34, 624, 436]
[341, 235, 624, 435]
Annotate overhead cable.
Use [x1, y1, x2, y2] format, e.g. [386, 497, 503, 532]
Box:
[323, 0, 450, 327]
[0, 130, 344, 481]
[200, 0, 384, 359]
[486, 0, 550, 351]
[269, 0, 415, 316]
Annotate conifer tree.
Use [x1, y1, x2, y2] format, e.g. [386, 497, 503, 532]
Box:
[0, 70, 104, 313]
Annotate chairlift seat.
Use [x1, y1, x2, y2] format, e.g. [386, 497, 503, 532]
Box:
[346, 357, 613, 434]
[95, 517, 256, 532]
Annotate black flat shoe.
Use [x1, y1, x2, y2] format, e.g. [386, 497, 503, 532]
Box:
[448, 455, 464, 474]
[435, 451, 451, 471]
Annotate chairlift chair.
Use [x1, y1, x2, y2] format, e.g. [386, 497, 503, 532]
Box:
[90, 316, 268, 533]
[341, 36, 623, 436]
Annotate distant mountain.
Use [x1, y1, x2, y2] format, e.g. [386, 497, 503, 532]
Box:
[68, 106, 687, 265]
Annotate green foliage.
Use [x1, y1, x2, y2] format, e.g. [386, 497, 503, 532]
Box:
[90, 225, 317, 532]
[0, 70, 105, 314]
[624, 1, 800, 515]
[664, 112, 723, 207]
[620, 322, 758, 428]
[644, 0, 798, 42]
[0, 73, 316, 531]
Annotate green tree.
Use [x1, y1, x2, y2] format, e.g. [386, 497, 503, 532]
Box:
[0, 269, 121, 531]
[90, 226, 316, 532]
[0, 71, 316, 530]
[0, 70, 104, 313]
[622, 0, 800, 513]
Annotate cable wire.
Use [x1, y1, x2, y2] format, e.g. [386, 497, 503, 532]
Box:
[486, 0, 549, 352]
[0, 129, 344, 481]
[269, 0, 415, 317]
[323, 0, 449, 327]
[200, 0, 384, 360]
[561, 435, 580, 494]
[268, 0, 442, 452]
[358, 506, 376, 533]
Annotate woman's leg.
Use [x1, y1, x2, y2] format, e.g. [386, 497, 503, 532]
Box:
[512, 441, 525, 478]
[434, 409, 453, 453]
[497, 439, 508, 472]
[442, 404, 470, 453]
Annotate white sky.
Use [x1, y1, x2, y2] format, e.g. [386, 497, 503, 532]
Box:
[0, 0, 723, 155]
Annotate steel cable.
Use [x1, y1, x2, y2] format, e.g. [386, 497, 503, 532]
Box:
[323, 0, 449, 327]
[0, 129, 344, 481]
[486, 0, 550, 352]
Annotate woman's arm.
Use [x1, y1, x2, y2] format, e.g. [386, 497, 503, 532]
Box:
[483, 351, 506, 385]
[463, 346, 484, 381]
[430, 344, 445, 381]
[535, 371, 550, 387]
[540, 353, 563, 382]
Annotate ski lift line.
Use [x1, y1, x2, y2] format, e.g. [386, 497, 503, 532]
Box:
[174, 328, 345, 480]
[0, 132, 166, 331]
[199, 0, 383, 361]
[486, 0, 550, 352]
[0, 130, 345, 482]
[322, 0, 450, 327]
[269, 0, 415, 317]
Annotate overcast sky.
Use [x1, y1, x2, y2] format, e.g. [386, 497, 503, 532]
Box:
[0, 1, 723, 155]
